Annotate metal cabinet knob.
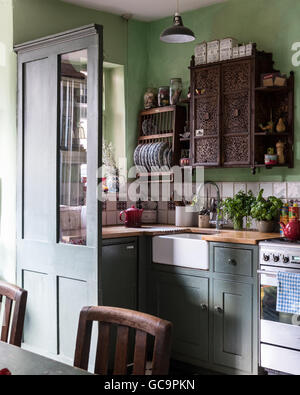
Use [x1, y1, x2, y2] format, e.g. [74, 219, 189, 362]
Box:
[227, 258, 237, 266]
[201, 304, 208, 311]
[215, 306, 223, 314]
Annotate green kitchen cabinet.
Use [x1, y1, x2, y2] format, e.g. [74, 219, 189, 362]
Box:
[101, 238, 138, 310]
[151, 267, 210, 364]
[212, 279, 254, 373]
[211, 242, 259, 375]
[149, 241, 259, 375]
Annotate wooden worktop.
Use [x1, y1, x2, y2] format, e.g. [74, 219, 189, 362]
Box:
[102, 225, 281, 245]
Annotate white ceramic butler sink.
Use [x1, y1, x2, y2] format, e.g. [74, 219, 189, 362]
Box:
[152, 233, 209, 270]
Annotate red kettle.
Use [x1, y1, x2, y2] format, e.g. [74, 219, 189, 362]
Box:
[280, 221, 300, 240]
[120, 206, 144, 228]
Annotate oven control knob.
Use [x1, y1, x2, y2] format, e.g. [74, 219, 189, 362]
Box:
[273, 255, 280, 263]
[263, 254, 270, 262]
[283, 256, 290, 264]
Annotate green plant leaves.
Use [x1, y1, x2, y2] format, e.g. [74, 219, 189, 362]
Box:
[250, 190, 283, 222]
[219, 189, 283, 225]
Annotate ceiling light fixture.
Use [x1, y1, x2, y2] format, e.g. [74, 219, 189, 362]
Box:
[160, 0, 195, 44]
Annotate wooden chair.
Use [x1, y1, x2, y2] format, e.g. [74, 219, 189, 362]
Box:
[74, 306, 173, 375]
[0, 281, 27, 347]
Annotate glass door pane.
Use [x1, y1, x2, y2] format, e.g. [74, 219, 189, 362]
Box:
[59, 50, 88, 245]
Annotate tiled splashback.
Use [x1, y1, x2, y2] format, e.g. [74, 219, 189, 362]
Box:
[102, 182, 300, 227]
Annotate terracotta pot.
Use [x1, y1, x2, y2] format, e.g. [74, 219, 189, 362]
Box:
[257, 220, 275, 233]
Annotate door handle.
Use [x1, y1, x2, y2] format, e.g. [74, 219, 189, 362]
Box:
[126, 245, 135, 250]
[201, 304, 208, 311]
[215, 306, 223, 314]
[227, 258, 237, 266]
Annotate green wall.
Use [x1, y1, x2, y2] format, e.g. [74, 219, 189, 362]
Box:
[13, 0, 127, 64]
[146, 0, 300, 182]
[0, 0, 16, 282]
[13, 0, 148, 171]
[127, 19, 148, 169]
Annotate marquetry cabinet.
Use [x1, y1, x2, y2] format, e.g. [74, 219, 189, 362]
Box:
[189, 46, 294, 172]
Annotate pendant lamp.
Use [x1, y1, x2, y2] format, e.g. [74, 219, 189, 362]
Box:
[160, 0, 195, 44]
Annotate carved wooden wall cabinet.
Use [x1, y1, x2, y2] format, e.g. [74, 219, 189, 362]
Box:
[189, 45, 294, 172]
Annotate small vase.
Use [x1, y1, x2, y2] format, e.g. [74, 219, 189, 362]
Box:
[276, 117, 286, 133]
[233, 217, 244, 231]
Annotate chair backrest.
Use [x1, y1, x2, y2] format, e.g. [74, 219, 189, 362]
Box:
[74, 306, 173, 375]
[0, 281, 27, 347]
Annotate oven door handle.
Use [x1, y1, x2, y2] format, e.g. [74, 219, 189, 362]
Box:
[257, 270, 277, 278]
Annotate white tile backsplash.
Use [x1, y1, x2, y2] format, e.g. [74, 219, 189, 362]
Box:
[107, 211, 117, 226]
[259, 183, 273, 198]
[234, 183, 246, 194]
[287, 182, 300, 199]
[158, 201, 168, 211]
[158, 210, 168, 224]
[106, 201, 117, 212]
[167, 210, 175, 225]
[103, 181, 300, 229]
[102, 212, 107, 227]
[222, 183, 234, 198]
[247, 183, 259, 196]
[273, 182, 287, 199]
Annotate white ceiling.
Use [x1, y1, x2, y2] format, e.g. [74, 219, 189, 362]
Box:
[63, 0, 227, 21]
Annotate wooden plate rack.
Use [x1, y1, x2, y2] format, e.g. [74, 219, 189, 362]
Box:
[137, 105, 186, 178]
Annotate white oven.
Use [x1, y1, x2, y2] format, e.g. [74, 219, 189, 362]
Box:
[259, 241, 300, 375]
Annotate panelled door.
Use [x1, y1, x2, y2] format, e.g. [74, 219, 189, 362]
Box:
[213, 279, 253, 373]
[221, 60, 252, 166]
[153, 271, 209, 363]
[15, 25, 103, 364]
[191, 65, 221, 167]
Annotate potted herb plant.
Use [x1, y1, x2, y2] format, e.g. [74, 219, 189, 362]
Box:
[250, 189, 283, 233]
[219, 190, 255, 231]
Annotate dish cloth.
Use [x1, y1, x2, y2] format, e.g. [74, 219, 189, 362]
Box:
[277, 272, 300, 315]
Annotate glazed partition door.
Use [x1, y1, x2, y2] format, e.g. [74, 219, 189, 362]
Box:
[15, 25, 103, 364]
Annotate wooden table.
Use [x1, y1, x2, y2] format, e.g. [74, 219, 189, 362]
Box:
[0, 342, 92, 375]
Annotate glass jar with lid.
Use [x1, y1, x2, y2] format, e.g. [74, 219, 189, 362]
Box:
[158, 86, 170, 107]
[170, 78, 183, 105]
[144, 87, 157, 110]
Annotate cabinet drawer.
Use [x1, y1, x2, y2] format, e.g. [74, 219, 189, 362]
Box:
[213, 246, 253, 277]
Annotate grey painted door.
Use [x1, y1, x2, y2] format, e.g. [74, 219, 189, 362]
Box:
[15, 25, 103, 365]
[213, 279, 253, 373]
[152, 270, 209, 363]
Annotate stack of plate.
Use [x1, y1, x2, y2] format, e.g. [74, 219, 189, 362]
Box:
[134, 142, 173, 172]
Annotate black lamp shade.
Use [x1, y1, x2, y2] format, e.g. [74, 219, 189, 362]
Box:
[160, 14, 195, 44]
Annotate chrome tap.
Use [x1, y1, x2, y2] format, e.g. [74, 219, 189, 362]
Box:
[196, 181, 225, 230]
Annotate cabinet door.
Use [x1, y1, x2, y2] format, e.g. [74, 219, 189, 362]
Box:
[153, 270, 209, 363]
[221, 60, 252, 166]
[191, 66, 221, 167]
[101, 241, 137, 310]
[213, 279, 253, 373]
